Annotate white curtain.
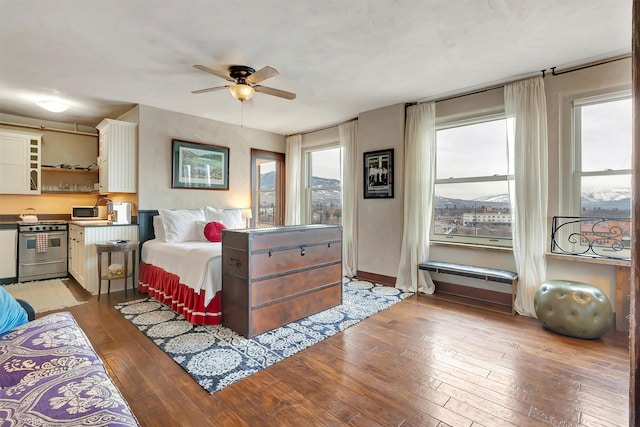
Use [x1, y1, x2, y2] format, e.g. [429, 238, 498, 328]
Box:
[285, 134, 302, 225]
[339, 121, 358, 277]
[504, 76, 548, 317]
[395, 102, 436, 293]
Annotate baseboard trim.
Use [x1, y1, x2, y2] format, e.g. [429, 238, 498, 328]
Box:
[433, 280, 512, 306]
[355, 271, 396, 287]
[425, 292, 514, 316]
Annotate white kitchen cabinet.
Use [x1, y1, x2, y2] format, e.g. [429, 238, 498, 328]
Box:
[68, 224, 86, 284]
[96, 119, 137, 193]
[0, 229, 17, 280]
[0, 129, 41, 194]
[68, 224, 138, 295]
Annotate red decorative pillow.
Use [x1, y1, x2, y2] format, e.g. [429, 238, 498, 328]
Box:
[203, 221, 226, 242]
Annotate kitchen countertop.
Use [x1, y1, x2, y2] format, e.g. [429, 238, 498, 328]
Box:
[69, 221, 137, 227]
[0, 220, 138, 229]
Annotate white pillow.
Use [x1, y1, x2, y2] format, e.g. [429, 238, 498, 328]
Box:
[158, 208, 206, 242]
[194, 220, 208, 242]
[153, 215, 166, 242]
[204, 207, 243, 229]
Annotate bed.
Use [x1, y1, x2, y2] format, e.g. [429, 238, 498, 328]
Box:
[137, 207, 241, 325]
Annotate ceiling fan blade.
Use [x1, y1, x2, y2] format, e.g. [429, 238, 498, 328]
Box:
[193, 65, 235, 82]
[254, 85, 296, 100]
[191, 85, 230, 94]
[247, 66, 279, 84]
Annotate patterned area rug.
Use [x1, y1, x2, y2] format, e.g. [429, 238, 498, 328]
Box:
[115, 279, 413, 394]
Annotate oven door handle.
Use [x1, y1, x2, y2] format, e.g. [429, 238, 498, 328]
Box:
[20, 260, 66, 266]
[21, 232, 66, 238]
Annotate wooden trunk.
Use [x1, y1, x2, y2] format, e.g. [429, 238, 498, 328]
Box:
[221, 225, 343, 338]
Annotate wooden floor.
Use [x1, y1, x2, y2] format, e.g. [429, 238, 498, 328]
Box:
[48, 279, 630, 427]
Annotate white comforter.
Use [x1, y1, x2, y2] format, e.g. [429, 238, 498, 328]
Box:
[141, 239, 222, 306]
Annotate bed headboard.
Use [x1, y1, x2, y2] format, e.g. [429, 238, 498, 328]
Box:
[138, 210, 159, 247]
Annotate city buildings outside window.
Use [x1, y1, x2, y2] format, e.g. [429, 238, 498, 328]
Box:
[432, 115, 513, 247]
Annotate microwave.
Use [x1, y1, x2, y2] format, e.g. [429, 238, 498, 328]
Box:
[71, 206, 108, 220]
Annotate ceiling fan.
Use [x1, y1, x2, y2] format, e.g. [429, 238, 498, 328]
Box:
[191, 64, 296, 102]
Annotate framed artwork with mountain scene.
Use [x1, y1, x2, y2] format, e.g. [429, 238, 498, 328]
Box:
[172, 139, 229, 190]
[363, 149, 393, 199]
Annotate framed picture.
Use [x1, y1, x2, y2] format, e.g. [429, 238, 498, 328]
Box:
[171, 139, 229, 190]
[363, 149, 394, 199]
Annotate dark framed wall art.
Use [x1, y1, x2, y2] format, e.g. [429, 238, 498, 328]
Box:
[363, 148, 394, 199]
[172, 139, 229, 190]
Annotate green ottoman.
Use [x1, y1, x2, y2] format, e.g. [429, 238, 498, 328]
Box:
[534, 280, 612, 339]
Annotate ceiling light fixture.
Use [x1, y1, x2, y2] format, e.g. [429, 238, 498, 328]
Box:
[36, 99, 69, 113]
[229, 83, 255, 102]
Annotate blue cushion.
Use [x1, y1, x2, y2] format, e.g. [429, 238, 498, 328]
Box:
[0, 287, 28, 335]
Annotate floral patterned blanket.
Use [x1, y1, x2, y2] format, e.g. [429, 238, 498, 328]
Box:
[0, 312, 139, 426]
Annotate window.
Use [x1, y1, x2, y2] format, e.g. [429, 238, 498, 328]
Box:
[431, 115, 513, 247]
[573, 93, 631, 218]
[556, 92, 632, 259]
[251, 149, 284, 227]
[304, 146, 342, 225]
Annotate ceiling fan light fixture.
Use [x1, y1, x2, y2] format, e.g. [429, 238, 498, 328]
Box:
[229, 83, 255, 102]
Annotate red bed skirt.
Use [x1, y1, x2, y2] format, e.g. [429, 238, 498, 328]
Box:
[138, 261, 222, 325]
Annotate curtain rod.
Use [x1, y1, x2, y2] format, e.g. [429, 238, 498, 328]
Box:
[409, 82, 508, 106]
[295, 117, 358, 137]
[543, 53, 630, 77]
[407, 73, 536, 107]
[407, 54, 631, 107]
[0, 120, 97, 137]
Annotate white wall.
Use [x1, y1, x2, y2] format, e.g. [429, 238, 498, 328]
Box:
[354, 58, 631, 304]
[301, 126, 339, 148]
[356, 103, 405, 278]
[134, 105, 285, 210]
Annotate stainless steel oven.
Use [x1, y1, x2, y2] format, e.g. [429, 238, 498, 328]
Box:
[17, 221, 68, 282]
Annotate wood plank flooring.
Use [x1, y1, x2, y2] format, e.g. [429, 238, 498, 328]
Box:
[46, 279, 630, 426]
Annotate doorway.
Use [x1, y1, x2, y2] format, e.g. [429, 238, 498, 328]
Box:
[251, 149, 285, 227]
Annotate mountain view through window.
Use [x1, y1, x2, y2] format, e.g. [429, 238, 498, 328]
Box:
[258, 146, 342, 225]
[433, 118, 513, 245]
[577, 96, 631, 218]
[307, 148, 342, 224]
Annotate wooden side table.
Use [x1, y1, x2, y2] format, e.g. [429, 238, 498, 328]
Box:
[96, 241, 139, 299]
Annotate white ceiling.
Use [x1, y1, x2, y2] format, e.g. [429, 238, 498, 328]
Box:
[0, 0, 631, 135]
